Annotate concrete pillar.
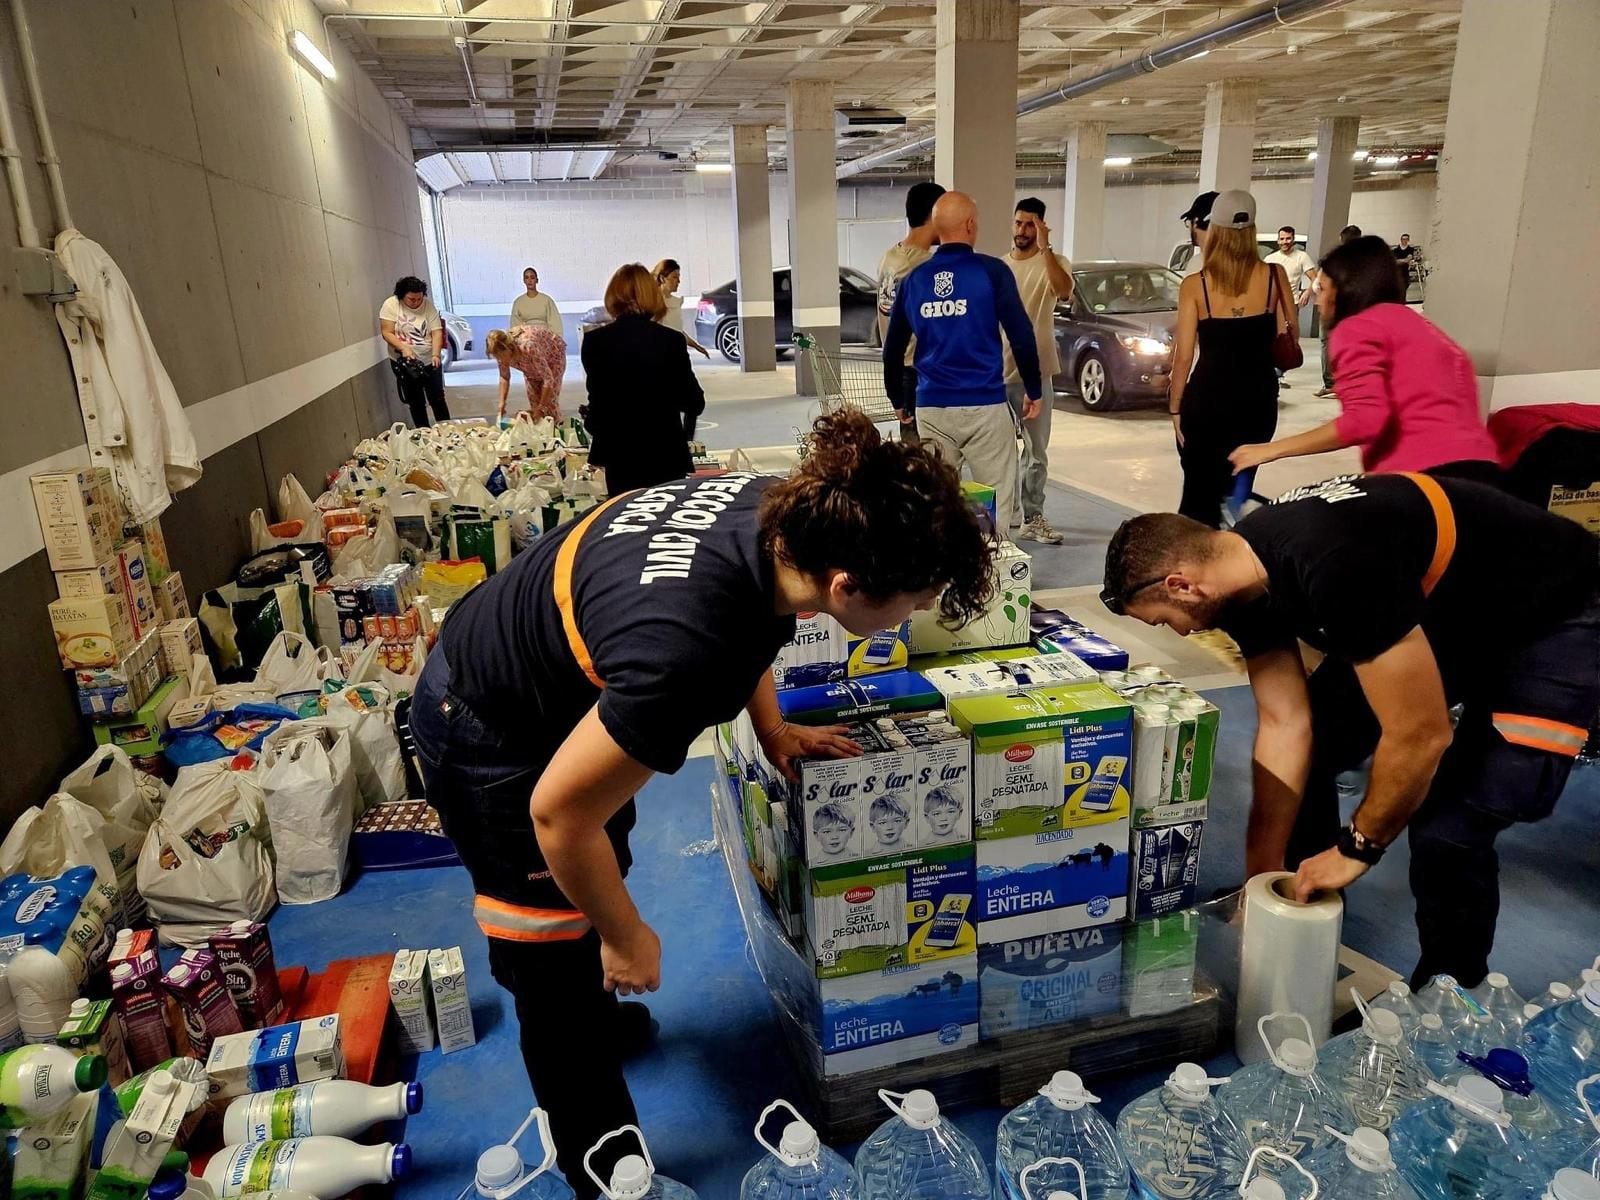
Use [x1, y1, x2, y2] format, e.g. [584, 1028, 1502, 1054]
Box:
[1061, 121, 1106, 261]
[934, 0, 1019, 255]
[1306, 115, 1360, 260]
[786, 80, 839, 396]
[1198, 79, 1258, 193]
[730, 124, 777, 373]
[1428, 0, 1600, 411]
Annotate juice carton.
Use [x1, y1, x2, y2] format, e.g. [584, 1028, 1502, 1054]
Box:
[12, 1088, 98, 1200]
[203, 1015, 344, 1100]
[106, 929, 154, 974]
[1131, 821, 1205, 920]
[977, 923, 1124, 1038]
[772, 610, 846, 691]
[427, 947, 475, 1054]
[974, 818, 1132, 943]
[108, 952, 172, 1073]
[159, 949, 243, 1061]
[804, 843, 976, 979]
[207, 921, 284, 1030]
[57, 998, 132, 1086]
[388, 949, 435, 1054]
[1124, 910, 1199, 1017]
[811, 954, 978, 1076]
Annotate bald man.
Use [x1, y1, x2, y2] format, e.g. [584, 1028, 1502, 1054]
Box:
[882, 192, 1042, 535]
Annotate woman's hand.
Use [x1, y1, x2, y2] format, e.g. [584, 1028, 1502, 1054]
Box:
[1171, 411, 1184, 449]
[401, 345, 418, 360]
[431, 348, 442, 368]
[1230, 443, 1277, 473]
[694, 343, 710, 359]
[601, 920, 662, 995]
[758, 719, 862, 782]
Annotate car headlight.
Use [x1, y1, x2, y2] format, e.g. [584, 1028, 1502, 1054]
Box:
[1118, 334, 1169, 356]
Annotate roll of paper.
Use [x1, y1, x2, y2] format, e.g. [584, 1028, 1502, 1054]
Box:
[1235, 871, 1343, 1064]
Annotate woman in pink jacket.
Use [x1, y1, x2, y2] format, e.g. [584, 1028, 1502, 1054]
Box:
[1230, 236, 1498, 483]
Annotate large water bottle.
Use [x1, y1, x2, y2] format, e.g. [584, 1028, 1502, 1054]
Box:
[1320, 992, 1430, 1132]
[584, 1127, 697, 1200]
[1407, 1015, 1461, 1082]
[854, 1089, 989, 1200]
[995, 1071, 1130, 1200]
[1544, 1169, 1600, 1200]
[1017, 1157, 1087, 1200]
[740, 1099, 860, 1200]
[461, 1108, 574, 1200]
[1473, 973, 1530, 1038]
[1115, 1063, 1248, 1199]
[1525, 982, 1600, 1124]
[1456, 1009, 1510, 1061]
[1371, 983, 1421, 1034]
[1570, 1074, 1600, 1180]
[1238, 1146, 1319, 1200]
[1216, 1014, 1352, 1164]
[1416, 975, 1480, 1029]
[1444, 1049, 1582, 1163]
[1310, 1127, 1423, 1199]
[1388, 1076, 1546, 1200]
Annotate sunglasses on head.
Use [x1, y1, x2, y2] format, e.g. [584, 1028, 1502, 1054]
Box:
[1100, 574, 1168, 617]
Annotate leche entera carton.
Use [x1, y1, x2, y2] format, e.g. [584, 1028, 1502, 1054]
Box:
[804, 843, 976, 980]
[777, 670, 943, 726]
[771, 611, 846, 691]
[203, 1014, 345, 1100]
[427, 946, 475, 1054]
[974, 819, 1131, 943]
[389, 948, 436, 1053]
[808, 954, 979, 1077]
[978, 923, 1125, 1038]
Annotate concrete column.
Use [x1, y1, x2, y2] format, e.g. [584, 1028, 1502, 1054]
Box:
[1061, 121, 1106, 261]
[1306, 115, 1360, 260]
[1198, 79, 1258, 193]
[934, 0, 1019, 255]
[786, 80, 839, 395]
[730, 124, 777, 373]
[1428, 0, 1600, 411]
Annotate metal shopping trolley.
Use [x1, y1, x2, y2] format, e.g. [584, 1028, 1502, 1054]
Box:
[793, 331, 897, 423]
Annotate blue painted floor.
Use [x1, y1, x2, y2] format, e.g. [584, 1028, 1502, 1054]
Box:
[264, 473, 1600, 1197]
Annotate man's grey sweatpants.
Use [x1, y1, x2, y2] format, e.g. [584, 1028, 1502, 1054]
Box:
[917, 402, 1019, 537]
[1005, 381, 1054, 523]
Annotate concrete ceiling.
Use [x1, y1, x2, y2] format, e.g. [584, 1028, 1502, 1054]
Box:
[317, 0, 1459, 184]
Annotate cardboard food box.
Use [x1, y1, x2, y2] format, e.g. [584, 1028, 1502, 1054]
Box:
[49, 592, 137, 670]
[1131, 821, 1205, 920]
[1031, 608, 1130, 670]
[804, 843, 976, 980]
[910, 541, 1032, 654]
[203, 1014, 345, 1099]
[91, 675, 189, 756]
[978, 922, 1125, 1038]
[74, 629, 161, 718]
[158, 619, 204, 680]
[909, 647, 1044, 673]
[960, 480, 996, 528]
[153, 570, 188, 621]
[777, 671, 943, 726]
[812, 953, 978, 1076]
[54, 555, 124, 602]
[974, 818, 1131, 943]
[427, 946, 475, 1054]
[772, 611, 846, 691]
[388, 949, 435, 1053]
[126, 517, 171, 581]
[1124, 910, 1199, 1017]
[115, 541, 159, 639]
[922, 651, 1098, 703]
[31, 468, 119, 572]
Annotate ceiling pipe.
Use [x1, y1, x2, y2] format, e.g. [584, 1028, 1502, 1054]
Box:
[836, 0, 1356, 180]
[10, 0, 71, 231]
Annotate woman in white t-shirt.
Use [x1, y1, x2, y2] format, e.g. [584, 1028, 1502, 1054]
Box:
[378, 276, 450, 427]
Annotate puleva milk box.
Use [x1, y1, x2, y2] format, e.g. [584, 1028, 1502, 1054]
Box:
[978, 923, 1125, 1038]
[810, 954, 979, 1076]
[974, 820, 1131, 942]
[805, 843, 976, 980]
[204, 1015, 345, 1099]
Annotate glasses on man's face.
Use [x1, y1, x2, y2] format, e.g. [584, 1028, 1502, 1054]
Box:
[1100, 575, 1167, 617]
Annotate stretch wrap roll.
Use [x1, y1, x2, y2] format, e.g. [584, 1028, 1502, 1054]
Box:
[1235, 871, 1342, 1065]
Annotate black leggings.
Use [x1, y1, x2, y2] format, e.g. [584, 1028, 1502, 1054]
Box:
[1178, 397, 1277, 528]
[392, 360, 450, 427]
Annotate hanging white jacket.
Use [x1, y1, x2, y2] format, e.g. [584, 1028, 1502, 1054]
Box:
[53, 228, 201, 522]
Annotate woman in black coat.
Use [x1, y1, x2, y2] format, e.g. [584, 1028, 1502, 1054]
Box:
[580, 264, 706, 497]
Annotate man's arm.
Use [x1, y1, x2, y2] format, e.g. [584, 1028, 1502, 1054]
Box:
[1244, 646, 1315, 877]
[881, 287, 914, 409]
[1043, 250, 1073, 302]
[990, 259, 1042, 403]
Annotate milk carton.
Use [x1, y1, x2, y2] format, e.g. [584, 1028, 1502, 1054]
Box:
[160, 949, 243, 1061]
[811, 954, 979, 1076]
[1124, 910, 1199, 1017]
[777, 670, 942, 726]
[793, 755, 866, 868]
[921, 651, 1098, 703]
[203, 1015, 345, 1100]
[772, 611, 845, 691]
[108, 952, 172, 1073]
[158, 620, 205, 682]
[1031, 608, 1130, 670]
[57, 998, 132, 1086]
[1131, 821, 1205, 920]
[909, 541, 1032, 654]
[427, 947, 475, 1054]
[974, 817, 1132, 942]
[87, 1066, 202, 1200]
[11, 1088, 98, 1200]
[910, 728, 971, 850]
[208, 921, 285, 1029]
[856, 734, 917, 859]
[388, 949, 435, 1054]
[804, 843, 975, 979]
[107, 929, 154, 974]
[977, 923, 1125, 1037]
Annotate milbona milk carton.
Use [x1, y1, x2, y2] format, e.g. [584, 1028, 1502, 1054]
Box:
[772, 611, 846, 691]
[922, 651, 1098, 703]
[804, 843, 975, 979]
[978, 923, 1124, 1038]
[810, 954, 979, 1076]
[974, 819, 1131, 942]
[1132, 821, 1205, 920]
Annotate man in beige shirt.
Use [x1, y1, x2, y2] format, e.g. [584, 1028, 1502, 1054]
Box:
[510, 266, 562, 332]
[876, 182, 945, 444]
[1002, 197, 1073, 544]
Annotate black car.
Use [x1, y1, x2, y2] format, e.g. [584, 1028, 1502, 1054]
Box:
[1054, 262, 1181, 411]
[693, 267, 881, 363]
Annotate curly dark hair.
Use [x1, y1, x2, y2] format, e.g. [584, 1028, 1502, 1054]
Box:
[759, 411, 993, 626]
[393, 275, 428, 301]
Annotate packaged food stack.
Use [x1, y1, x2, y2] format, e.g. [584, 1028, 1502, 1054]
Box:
[770, 611, 913, 691]
[1030, 606, 1131, 670]
[328, 564, 424, 671]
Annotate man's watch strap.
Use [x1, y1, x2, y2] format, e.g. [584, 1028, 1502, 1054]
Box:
[1337, 823, 1386, 865]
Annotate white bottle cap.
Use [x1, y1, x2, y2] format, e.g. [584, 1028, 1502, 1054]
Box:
[1583, 980, 1600, 1014]
[116, 928, 133, 940]
[476, 1145, 524, 1193]
[110, 963, 133, 983]
[900, 1089, 940, 1130]
[145, 1070, 176, 1100]
[1042, 1071, 1099, 1110]
[778, 1121, 819, 1164]
[1166, 1062, 1218, 1101]
[1525, 1003, 1545, 1020]
[1345, 1127, 1394, 1172]
[609, 1155, 652, 1200]
[1456, 1075, 1505, 1114]
[1486, 972, 1510, 989]
[1420, 1013, 1444, 1031]
[1277, 1038, 1316, 1075]
[1549, 1167, 1600, 1200]
[1388, 981, 1412, 1000]
[1364, 1008, 1404, 1045]
[1242, 1181, 1286, 1200]
[69, 998, 91, 1016]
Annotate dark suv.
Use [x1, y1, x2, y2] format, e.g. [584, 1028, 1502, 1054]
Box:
[693, 267, 881, 362]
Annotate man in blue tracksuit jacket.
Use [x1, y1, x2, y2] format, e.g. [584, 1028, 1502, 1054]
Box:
[882, 191, 1042, 535]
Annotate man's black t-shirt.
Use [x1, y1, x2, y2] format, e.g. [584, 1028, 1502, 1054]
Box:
[1224, 474, 1598, 693]
[441, 473, 796, 774]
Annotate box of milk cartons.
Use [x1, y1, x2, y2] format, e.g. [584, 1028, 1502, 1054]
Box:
[974, 820, 1131, 942]
[811, 954, 979, 1076]
[204, 1014, 344, 1099]
[1131, 821, 1205, 920]
[804, 843, 976, 979]
[389, 948, 435, 1053]
[428, 946, 475, 1054]
[977, 923, 1124, 1038]
[772, 611, 846, 691]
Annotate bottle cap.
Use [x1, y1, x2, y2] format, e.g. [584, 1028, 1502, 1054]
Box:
[229, 920, 253, 935]
[1388, 980, 1412, 1000]
[1042, 1071, 1098, 1110]
[1524, 1003, 1545, 1020]
[1456, 1075, 1505, 1114]
[1277, 1037, 1316, 1075]
[1241, 1181, 1286, 1200]
[1549, 1167, 1600, 1200]
[406, 1082, 425, 1114]
[391, 1145, 413, 1181]
[476, 1145, 524, 1191]
[1549, 982, 1574, 1002]
[1420, 1013, 1444, 1030]
[70, 998, 91, 1015]
[900, 1089, 940, 1129]
[110, 963, 132, 983]
[1344, 1126, 1393, 1172]
[1365, 1008, 1403, 1045]
[1459, 1048, 1535, 1096]
[779, 1121, 819, 1163]
[1583, 980, 1600, 1015]
[146, 1171, 187, 1200]
[611, 1155, 651, 1199]
[1486, 972, 1510, 989]
[1166, 1062, 1223, 1101]
[75, 1055, 108, 1092]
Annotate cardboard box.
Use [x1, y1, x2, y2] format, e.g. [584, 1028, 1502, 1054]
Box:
[160, 948, 244, 1060]
[203, 1014, 345, 1100]
[844, 621, 912, 677]
[126, 518, 170, 581]
[31, 468, 119, 572]
[773, 611, 846, 691]
[153, 571, 188, 621]
[49, 592, 136, 669]
[57, 998, 133, 1085]
[1132, 821, 1205, 920]
[910, 647, 1045, 672]
[388, 949, 436, 1053]
[777, 671, 943, 726]
[974, 817, 1132, 943]
[805, 843, 976, 979]
[427, 946, 475, 1053]
[54, 556, 124, 602]
[108, 928, 155, 973]
[1124, 910, 1199, 1017]
[158, 619, 204, 680]
[813, 954, 979, 1076]
[1127, 689, 1218, 829]
[922, 651, 1098, 703]
[1031, 608, 1129, 670]
[960, 480, 996, 528]
[73, 629, 160, 718]
[91, 675, 189, 756]
[910, 541, 1032, 654]
[978, 922, 1125, 1038]
[115, 541, 159, 639]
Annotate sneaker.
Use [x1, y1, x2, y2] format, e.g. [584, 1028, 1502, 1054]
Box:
[1314, 387, 1336, 398]
[1279, 378, 1291, 389]
[1017, 514, 1064, 545]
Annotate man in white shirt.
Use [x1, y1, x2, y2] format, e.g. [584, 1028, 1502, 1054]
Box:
[876, 181, 946, 444]
[1001, 197, 1074, 545]
[1264, 225, 1318, 389]
[510, 266, 562, 332]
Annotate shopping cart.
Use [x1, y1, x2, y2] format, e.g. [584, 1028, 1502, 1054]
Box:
[793, 331, 897, 423]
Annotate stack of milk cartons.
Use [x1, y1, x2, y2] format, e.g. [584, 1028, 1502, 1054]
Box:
[944, 670, 1135, 1040]
[784, 708, 979, 1076]
[771, 611, 914, 691]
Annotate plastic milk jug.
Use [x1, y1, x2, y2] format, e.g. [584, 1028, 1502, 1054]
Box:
[223, 1079, 423, 1144]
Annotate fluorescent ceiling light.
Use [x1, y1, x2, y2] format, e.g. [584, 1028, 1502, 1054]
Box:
[1352, 150, 1369, 161]
[291, 30, 336, 79]
[1103, 156, 1134, 166]
[1373, 154, 1402, 166]
[694, 162, 732, 174]
[1306, 151, 1318, 161]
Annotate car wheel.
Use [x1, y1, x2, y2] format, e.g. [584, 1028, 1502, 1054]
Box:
[717, 319, 742, 363]
[1077, 350, 1116, 412]
[441, 337, 458, 372]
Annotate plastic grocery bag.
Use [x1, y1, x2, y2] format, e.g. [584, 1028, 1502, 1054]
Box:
[137, 760, 275, 946]
[260, 724, 358, 905]
[58, 745, 164, 925]
[347, 635, 428, 698]
[331, 509, 400, 578]
[277, 474, 319, 525]
[250, 510, 322, 553]
[419, 560, 488, 608]
[0, 794, 120, 918]
[317, 685, 407, 808]
[255, 632, 328, 700]
[162, 702, 299, 768]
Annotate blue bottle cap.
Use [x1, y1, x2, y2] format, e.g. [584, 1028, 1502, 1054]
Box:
[392, 1143, 414, 1180]
[406, 1082, 425, 1114]
[147, 1171, 186, 1200]
[1456, 1047, 1535, 1096]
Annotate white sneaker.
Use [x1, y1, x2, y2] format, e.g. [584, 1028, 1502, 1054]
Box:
[1018, 514, 1064, 545]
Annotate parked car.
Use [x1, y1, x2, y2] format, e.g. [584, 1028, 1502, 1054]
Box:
[694, 267, 881, 363]
[577, 305, 611, 338]
[1054, 262, 1182, 412]
[1168, 232, 1305, 276]
[439, 310, 472, 369]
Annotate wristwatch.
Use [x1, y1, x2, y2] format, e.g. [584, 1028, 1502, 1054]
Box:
[1337, 823, 1387, 865]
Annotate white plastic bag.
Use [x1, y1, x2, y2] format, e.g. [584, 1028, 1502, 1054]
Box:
[249, 509, 322, 553]
[137, 761, 275, 946]
[0, 794, 119, 913]
[260, 724, 358, 905]
[331, 508, 400, 578]
[255, 631, 327, 700]
[58, 745, 164, 925]
[317, 687, 407, 808]
[277, 474, 318, 525]
[349, 635, 427, 698]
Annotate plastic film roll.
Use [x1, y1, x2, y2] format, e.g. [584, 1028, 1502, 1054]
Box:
[1235, 871, 1343, 1064]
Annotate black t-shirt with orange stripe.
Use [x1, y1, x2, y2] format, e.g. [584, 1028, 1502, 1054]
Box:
[440, 473, 796, 774]
[1223, 474, 1598, 694]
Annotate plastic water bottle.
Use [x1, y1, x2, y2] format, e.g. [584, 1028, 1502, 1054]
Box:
[1544, 1169, 1600, 1200]
[1017, 1157, 1087, 1200]
[1569, 960, 1600, 994]
[1474, 973, 1530, 1037]
[1416, 975, 1480, 1028]
[204, 1137, 412, 1196]
[1320, 992, 1430, 1133]
[462, 1108, 574, 1200]
[1569, 1075, 1600, 1181]
[585, 1126, 698, 1200]
[1538, 983, 1576, 1012]
[1525, 982, 1600, 1124]
[1217, 1014, 1353, 1163]
[1456, 1009, 1510, 1060]
[0, 1043, 107, 1127]
[1238, 1146, 1319, 1200]
[224, 1080, 423, 1144]
[1311, 1127, 1423, 1199]
[1525, 1003, 1547, 1024]
[995, 1071, 1131, 1200]
[1115, 1063, 1248, 1199]
[1388, 1076, 1546, 1200]
[1407, 1015, 1460, 1082]
[1371, 982, 1421, 1033]
[740, 1099, 860, 1200]
[854, 1089, 989, 1200]
[1443, 1049, 1583, 1165]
